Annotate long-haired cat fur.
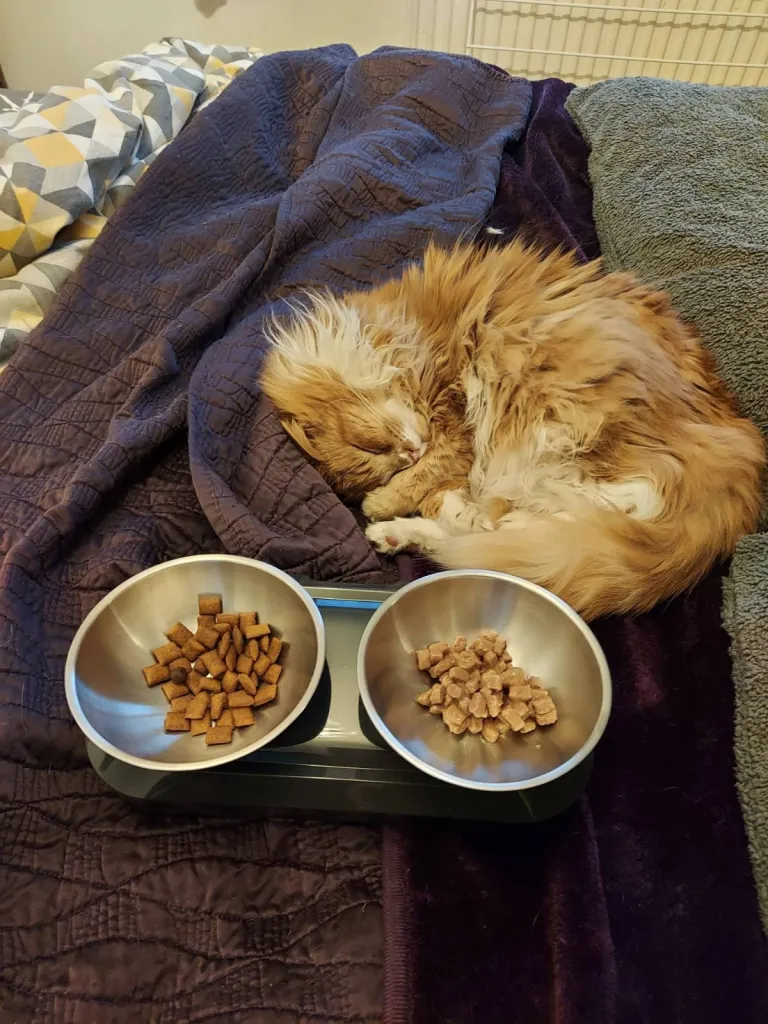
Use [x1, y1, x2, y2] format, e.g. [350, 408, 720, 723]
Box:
[261, 240, 764, 619]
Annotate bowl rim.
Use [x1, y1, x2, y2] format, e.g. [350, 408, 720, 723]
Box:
[357, 569, 612, 792]
[64, 554, 326, 772]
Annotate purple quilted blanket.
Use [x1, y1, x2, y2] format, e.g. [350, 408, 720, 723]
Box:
[0, 46, 530, 1022]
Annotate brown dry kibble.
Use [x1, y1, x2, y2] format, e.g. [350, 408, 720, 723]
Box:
[217, 709, 234, 729]
[200, 650, 227, 678]
[253, 682, 277, 706]
[181, 638, 205, 661]
[210, 692, 227, 721]
[186, 670, 203, 695]
[245, 623, 270, 640]
[190, 713, 211, 737]
[237, 672, 257, 695]
[184, 692, 210, 720]
[205, 726, 233, 746]
[228, 690, 255, 708]
[146, 595, 287, 742]
[236, 654, 253, 675]
[254, 653, 271, 677]
[221, 671, 239, 694]
[232, 707, 255, 728]
[161, 681, 189, 702]
[415, 649, 431, 672]
[143, 664, 170, 686]
[198, 595, 222, 616]
[267, 637, 283, 663]
[239, 612, 257, 631]
[413, 630, 558, 743]
[164, 712, 190, 732]
[165, 622, 193, 647]
[217, 631, 231, 659]
[263, 663, 282, 686]
[152, 642, 182, 666]
[194, 626, 219, 651]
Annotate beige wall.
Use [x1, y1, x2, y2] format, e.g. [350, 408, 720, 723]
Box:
[2, 0, 766, 92]
[0, 0, 417, 91]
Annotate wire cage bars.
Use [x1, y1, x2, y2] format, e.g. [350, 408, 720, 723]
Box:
[461, 0, 768, 85]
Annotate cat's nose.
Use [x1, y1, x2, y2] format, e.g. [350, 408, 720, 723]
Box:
[405, 448, 421, 465]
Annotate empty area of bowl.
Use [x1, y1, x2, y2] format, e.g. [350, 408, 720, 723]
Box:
[68, 557, 322, 768]
[360, 572, 610, 790]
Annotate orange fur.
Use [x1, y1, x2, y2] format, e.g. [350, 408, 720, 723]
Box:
[261, 241, 764, 619]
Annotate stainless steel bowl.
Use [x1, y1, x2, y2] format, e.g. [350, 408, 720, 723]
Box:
[358, 571, 611, 791]
[65, 555, 325, 771]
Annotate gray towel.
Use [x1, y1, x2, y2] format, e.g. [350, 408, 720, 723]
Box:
[566, 78, 768, 924]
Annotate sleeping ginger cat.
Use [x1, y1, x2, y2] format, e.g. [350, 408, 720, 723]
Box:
[261, 241, 764, 619]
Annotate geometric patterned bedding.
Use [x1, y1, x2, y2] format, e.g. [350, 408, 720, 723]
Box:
[0, 37, 262, 361]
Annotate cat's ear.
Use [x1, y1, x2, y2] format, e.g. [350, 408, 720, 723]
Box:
[281, 416, 320, 460]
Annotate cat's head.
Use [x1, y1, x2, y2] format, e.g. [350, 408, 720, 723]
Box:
[260, 294, 427, 500]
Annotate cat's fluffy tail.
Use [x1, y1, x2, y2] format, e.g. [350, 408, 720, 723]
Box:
[430, 508, 737, 619]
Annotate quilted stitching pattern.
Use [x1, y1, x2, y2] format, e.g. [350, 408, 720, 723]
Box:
[0, 46, 531, 1021]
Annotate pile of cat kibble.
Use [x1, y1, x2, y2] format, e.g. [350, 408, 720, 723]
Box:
[142, 594, 284, 746]
[414, 628, 558, 743]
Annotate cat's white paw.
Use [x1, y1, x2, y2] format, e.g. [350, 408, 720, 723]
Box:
[366, 517, 446, 555]
[365, 521, 407, 554]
